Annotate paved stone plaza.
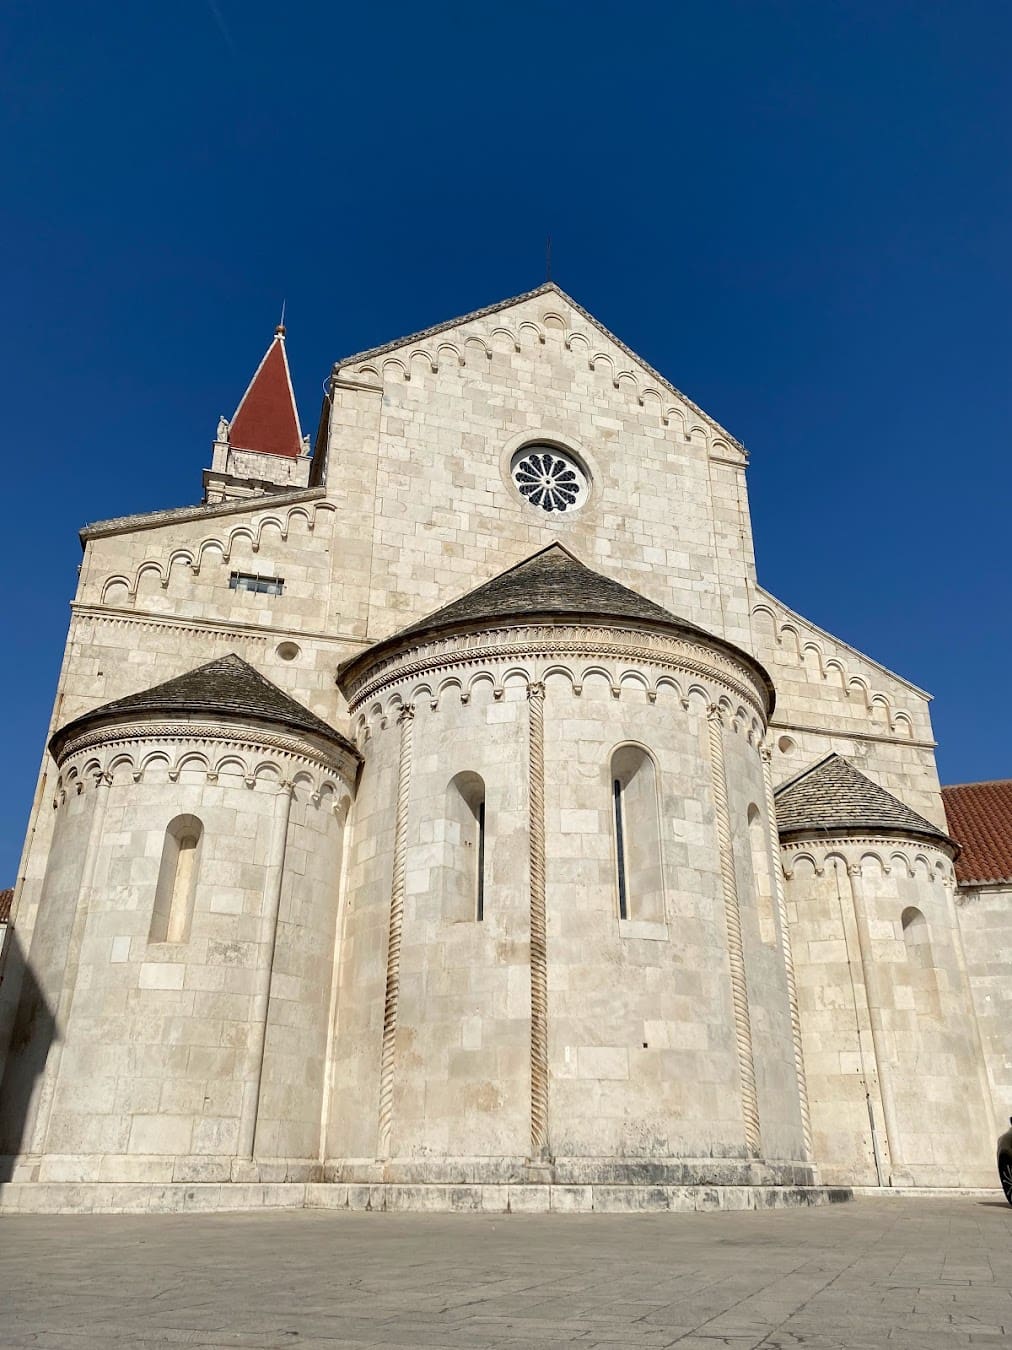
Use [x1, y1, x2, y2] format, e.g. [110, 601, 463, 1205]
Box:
[2, 1197, 1009, 1348]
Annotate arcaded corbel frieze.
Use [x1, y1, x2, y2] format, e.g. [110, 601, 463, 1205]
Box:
[332, 283, 744, 452]
[343, 624, 769, 724]
[779, 836, 955, 885]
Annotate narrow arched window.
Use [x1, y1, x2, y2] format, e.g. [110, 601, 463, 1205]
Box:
[443, 773, 486, 922]
[149, 814, 203, 943]
[610, 745, 664, 925]
[747, 802, 777, 945]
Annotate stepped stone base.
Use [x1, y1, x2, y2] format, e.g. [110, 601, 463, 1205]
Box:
[0, 1180, 852, 1215]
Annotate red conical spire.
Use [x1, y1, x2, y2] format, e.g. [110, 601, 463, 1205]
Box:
[228, 326, 303, 458]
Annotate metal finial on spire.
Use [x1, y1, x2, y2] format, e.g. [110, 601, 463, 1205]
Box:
[545, 235, 552, 283]
[275, 299, 286, 338]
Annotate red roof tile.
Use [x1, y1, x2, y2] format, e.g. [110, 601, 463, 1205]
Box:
[941, 781, 1012, 885]
[228, 329, 303, 458]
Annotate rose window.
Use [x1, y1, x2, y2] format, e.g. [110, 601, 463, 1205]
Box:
[511, 446, 590, 513]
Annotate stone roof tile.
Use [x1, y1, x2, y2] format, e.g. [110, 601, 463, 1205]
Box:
[775, 753, 953, 850]
[941, 780, 1012, 885]
[338, 544, 775, 715]
[50, 655, 357, 760]
[392, 543, 702, 639]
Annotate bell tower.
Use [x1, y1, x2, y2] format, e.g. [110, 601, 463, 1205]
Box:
[203, 325, 312, 503]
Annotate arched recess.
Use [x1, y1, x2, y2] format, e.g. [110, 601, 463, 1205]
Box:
[610, 744, 664, 925]
[441, 772, 486, 923]
[149, 814, 203, 943]
[747, 803, 777, 945]
[901, 905, 940, 1018]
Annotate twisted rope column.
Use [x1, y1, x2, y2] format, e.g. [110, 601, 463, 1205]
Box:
[707, 706, 762, 1156]
[760, 744, 812, 1160]
[377, 704, 414, 1159]
[527, 680, 550, 1161]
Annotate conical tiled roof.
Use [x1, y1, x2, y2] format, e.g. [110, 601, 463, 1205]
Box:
[775, 753, 954, 850]
[50, 655, 356, 760]
[392, 543, 702, 639]
[228, 328, 303, 458]
[338, 544, 775, 712]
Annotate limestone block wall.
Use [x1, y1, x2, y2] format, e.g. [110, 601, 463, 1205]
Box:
[956, 884, 1012, 1126]
[330, 618, 811, 1184]
[327, 687, 533, 1173]
[0, 724, 353, 1184]
[3, 487, 363, 1075]
[328, 290, 756, 650]
[751, 588, 944, 829]
[784, 838, 995, 1187]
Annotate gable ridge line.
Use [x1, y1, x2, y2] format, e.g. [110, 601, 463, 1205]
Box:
[331, 282, 744, 452]
[752, 584, 932, 700]
[942, 779, 1012, 791]
[277, 334, 304, 446]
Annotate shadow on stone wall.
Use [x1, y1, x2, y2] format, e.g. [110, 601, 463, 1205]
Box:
[0, 929, 57, 1179]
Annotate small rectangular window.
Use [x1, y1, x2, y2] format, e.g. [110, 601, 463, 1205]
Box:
[229, 571, 284, 595]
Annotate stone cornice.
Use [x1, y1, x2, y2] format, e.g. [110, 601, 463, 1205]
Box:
[780, 835, 956, 879]
[769, 717, 936, 751]
[80, 487, 328, 544]
[342, 621, 769, 721]
[73, 604, 368, 651]
[55, 719, 359, 782]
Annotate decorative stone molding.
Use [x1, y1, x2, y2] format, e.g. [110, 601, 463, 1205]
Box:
[52, 722, 357, 809]
[343, 622, 769, 726]
[377, 704, 415, 1159]
[333, 285, 743, 459]
[779, 837, 955, 883]
[97, 500, 337, 604]
[751, 598, 921, 738]
[760, 744, 812, 1160]
[526, 681, 549, 1162]
[706, 705, 762, 1156]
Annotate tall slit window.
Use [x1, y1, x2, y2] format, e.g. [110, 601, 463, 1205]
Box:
[613, 776, 629, 920]
[150, 814, 203, 943]
[610, 745, 664, 926]
[443, 772, 486, 922]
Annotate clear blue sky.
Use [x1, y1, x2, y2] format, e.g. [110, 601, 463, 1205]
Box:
[2, 3, 1010, 880]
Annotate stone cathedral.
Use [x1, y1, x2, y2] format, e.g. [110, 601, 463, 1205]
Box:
[1, 285, 1009, 1214]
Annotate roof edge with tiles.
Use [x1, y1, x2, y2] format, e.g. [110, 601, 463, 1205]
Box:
[338, 543, 775, 716]
[49, 654, 361, 764]
[775, 752, 956, 855]
[941, 780, 1012, 886]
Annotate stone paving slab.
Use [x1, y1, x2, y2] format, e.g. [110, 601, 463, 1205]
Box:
[1, 1197, 1009, 1348]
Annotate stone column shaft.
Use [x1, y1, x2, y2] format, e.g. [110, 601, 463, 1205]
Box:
[527, 681, 549, 1162]
[377, 705, 414, 1159]
[239, 780, 294, 1160]
[845, 863, 902, 1179]
[761, 746, 813, 1161]
[707, 707, 761, 1156]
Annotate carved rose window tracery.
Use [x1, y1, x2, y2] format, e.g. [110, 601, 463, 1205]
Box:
[511, 446, 589, 513]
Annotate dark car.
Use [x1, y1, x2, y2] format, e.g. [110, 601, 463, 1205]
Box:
[999, 1118, 1012, 1204]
